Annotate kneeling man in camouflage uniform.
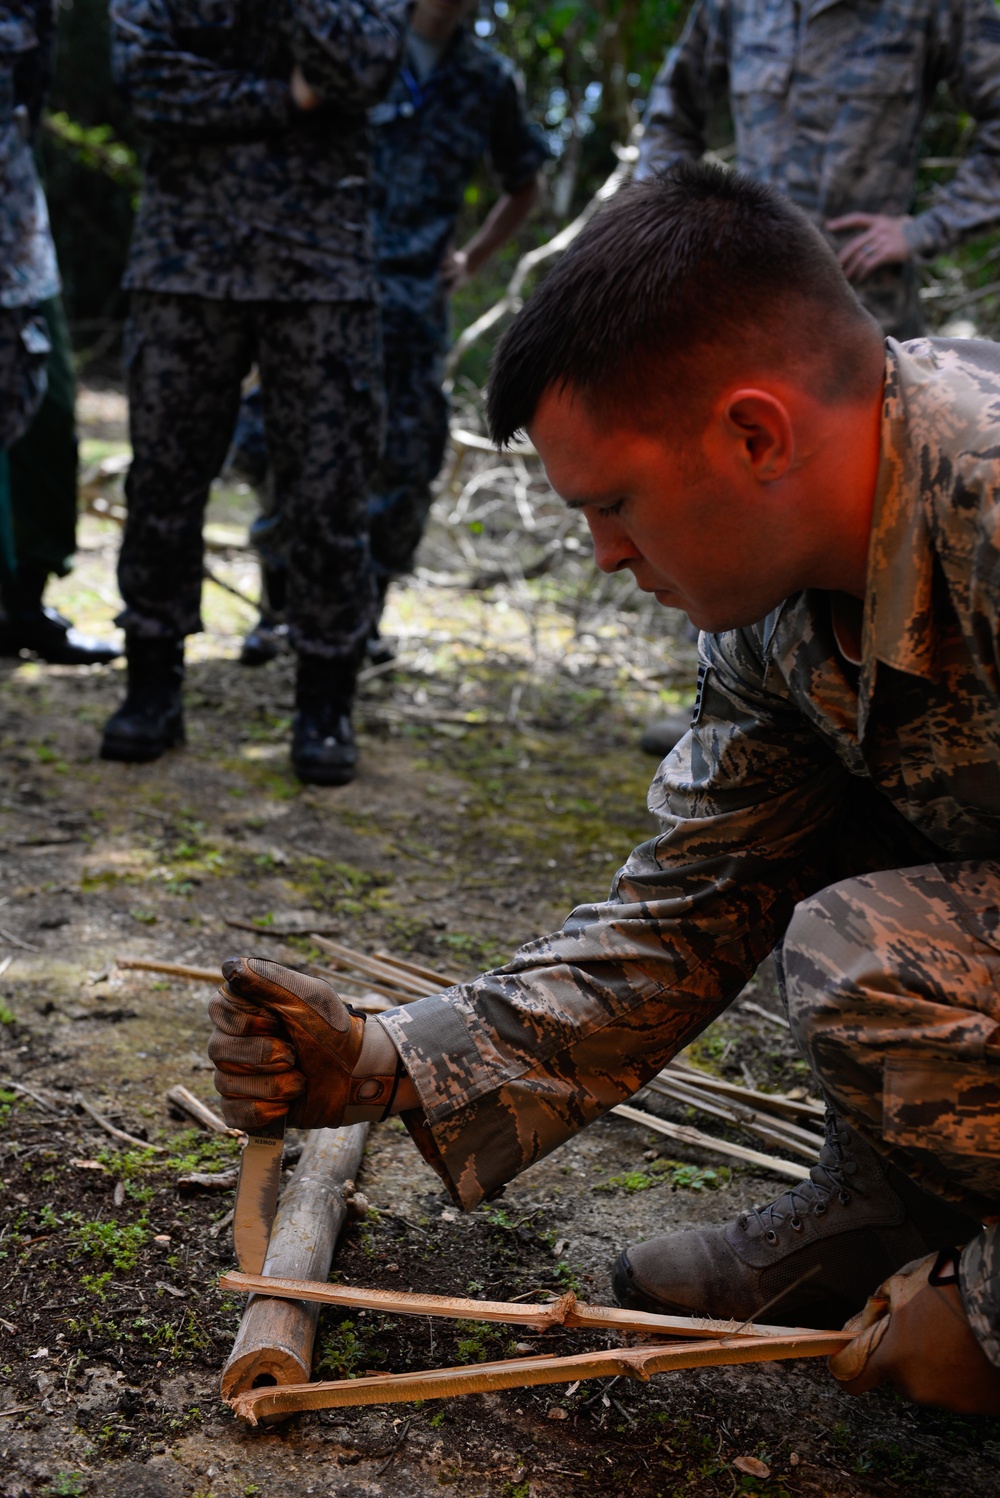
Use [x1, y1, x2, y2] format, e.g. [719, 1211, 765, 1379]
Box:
[209, 163, 1000, 1411]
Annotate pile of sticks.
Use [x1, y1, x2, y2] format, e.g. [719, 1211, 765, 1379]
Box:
[118, 933, 822, 1180]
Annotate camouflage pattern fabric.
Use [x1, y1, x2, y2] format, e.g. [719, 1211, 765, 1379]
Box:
[365, 25, 548, 574]
[0, 302, 48, 450]
[118, 291, 382, 659]
[367, 284, 450, 578]
[110, 0, 410, 303]
[961, 1225, 1000, 1367]
[380, 337, 1000, 1225]
[0, 0, 59, 315]
[635, 0, 1000, 338]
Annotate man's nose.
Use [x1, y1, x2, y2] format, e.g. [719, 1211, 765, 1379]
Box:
[586, 512, 637, 575]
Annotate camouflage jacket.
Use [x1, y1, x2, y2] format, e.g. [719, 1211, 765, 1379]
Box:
[0, 0, 59, 309]
[384, 336, 1000, 1208]
[371, 26, 549, 307]
[111, 0, 411, 301]
[635, 0, 1000, 336]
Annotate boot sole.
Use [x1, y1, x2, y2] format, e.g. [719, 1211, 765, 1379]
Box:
[100, 726, 186, 764]
[292, 761, 356, 787]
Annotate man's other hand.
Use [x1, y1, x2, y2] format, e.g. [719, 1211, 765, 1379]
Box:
[826, 213, 913, 282]
[290, 65, 322, 112]
[829, 1249, 1000, 1413]
[441, 248, 473, 292]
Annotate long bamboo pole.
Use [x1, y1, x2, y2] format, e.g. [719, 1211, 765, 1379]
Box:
[220, 1272, 831, 1343]
[228, 1330, 852, 1424]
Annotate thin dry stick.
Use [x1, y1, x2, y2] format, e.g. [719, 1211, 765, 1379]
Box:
[0, 1079, 64, 1113]
[0, 955, 13, 979]
[220, 1274, 826, 1342]
[611, 1103, 808, 1180]
[307, 966, 417, 1007]
[666, 1061, 825, 1120]
[76, 1093, 166, 1153]
[371, 951, 462, 987]
[166, 1085, 243, 1139]
[117, 957, 219, 983]
[310, 937, 441, 996]
[644, 1076, 821, 1161]
[224, 918, 344, 939]
[229, 1330, 852, 1423]
[0, 925, 40, 953]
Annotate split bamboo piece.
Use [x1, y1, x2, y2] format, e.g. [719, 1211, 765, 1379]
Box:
[117, 957, 219, 983]
[221, 1273, 825, 1342]
[310, 936, 443, 996]
[228, 1330, 852, 1423]
[221, 1124, 368, 1397]
[166, 1084, 242, 1138]
[643, 1075, 822, 1161]
[611, 1103, 809, 1180]
[372, 950, 462, 987]
[666, 1061, 825, 1121]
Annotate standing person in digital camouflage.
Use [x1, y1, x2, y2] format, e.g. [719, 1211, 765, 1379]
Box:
[236, 0, 549, 670]
[636, 0, 1000, 342]
[103, 0, 410, 785]
[210, 165, 1000, 1412]
[0, 2, 116, 667]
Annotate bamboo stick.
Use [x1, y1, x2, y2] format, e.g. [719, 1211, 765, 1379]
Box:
[371, 951, 462, 987]
[221, 1124, 368, 1400]
[166, 1085, 243, 1139]
[117, 957, 219, 983]
[228, 1330, 852, 1423]
[220, 1273, 827, 1343]
[643, 1076, 821, 1161]
[611, 1103, 809, 1180]
[666, 1062, 825, 1121]
[310, 937, 441, 997]
[307, 965, 416, 1006]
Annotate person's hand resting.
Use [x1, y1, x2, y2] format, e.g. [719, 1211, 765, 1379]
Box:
[290, 64, 322, 112]
[829, 1248, 1000, 1414]
[826, 213, 913, 282]
[440, 247, 473, 293]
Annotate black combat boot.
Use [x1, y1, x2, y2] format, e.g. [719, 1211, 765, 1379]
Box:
[0, 562, 120, 666]
[366, 573, 394, 667]
[291, 652, 359, 786]
[240, 565, 288, 667]
[100, 637, 185, 763]
[612, 1112, 982, 1328]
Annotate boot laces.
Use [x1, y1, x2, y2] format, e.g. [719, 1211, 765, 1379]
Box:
[739, 1112, 859, 1239]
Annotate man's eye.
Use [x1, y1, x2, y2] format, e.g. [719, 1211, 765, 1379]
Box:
[597, 499, 624, 518]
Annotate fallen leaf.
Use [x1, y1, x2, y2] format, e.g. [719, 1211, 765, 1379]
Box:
[546, 1407, 569, 1421]
[734, 1456, 770, 1479]
[70, 1159, 108, 1172]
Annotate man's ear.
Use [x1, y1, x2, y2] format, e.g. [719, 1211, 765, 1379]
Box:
[721, 389, 794, 481]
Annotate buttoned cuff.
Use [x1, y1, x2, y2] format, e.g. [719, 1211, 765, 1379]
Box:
[960, 1224, 1000, 1369]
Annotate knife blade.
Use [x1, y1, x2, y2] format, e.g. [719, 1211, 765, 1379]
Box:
[233, 1114, 286, 1275]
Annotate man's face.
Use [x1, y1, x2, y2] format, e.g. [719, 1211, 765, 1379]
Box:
[413, 0, 478, 30]
[527, 383, 802, 633]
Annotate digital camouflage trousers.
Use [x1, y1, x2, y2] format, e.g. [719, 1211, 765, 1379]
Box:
[117, 292, 383, 660]
[385, 857, 1000, 1360]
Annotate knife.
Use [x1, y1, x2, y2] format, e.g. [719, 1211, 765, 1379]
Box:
[233, 1114, 286, 1275]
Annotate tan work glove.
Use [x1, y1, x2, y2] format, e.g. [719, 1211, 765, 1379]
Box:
[830, 1247, 1000, 1414]
[208, 956, 368, 1131]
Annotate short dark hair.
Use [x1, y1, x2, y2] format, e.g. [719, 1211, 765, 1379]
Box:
[486, 161, 881, 446]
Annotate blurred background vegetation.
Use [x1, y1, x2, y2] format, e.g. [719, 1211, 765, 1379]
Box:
[42, 0, 1000, 385]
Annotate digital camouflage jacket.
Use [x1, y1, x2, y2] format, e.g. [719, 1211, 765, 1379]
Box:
[0, 0, 58, 309]
[111, 0, 411, 301]
[371, 25, 549, 306]
[383, 336, 1000, 1210]
[635, 0, 1000, 336]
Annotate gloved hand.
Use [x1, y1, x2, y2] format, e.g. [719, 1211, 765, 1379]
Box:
[209, 956, 366, 1131]
[829, 1247, 1000, 1414]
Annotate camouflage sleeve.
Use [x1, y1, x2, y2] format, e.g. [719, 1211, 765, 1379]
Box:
[381, 626, 859, 1209]
[486, 67, 551, 195]
[109, 0, 292, 138]
[635, 0, 728, 183]
[960, 1225, 1000, 1367]
[904, 0, 1000, 258]
[287, 0, 410, 113]
[0, 2, 40, 63]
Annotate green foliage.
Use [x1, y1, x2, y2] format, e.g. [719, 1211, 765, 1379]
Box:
[0, 1003, 16, 1024]
[0, 1087, 15, 1125]
[41, 1475, 86, 1498]
[595, 1158, 721, 1193]
[452, 1319, 519, 1364]
[44, 112, 140, 193]
[66, 1214, 149, 1272]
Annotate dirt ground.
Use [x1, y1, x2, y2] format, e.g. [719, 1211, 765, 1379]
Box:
[3, 393, 1000, 1498]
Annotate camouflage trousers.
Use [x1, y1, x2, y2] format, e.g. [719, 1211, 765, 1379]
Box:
[0, 302, 49, 450]
[776, 860, 1000, 1365]
[118, 292, 383, 660]
[367, 292, 450, 580]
